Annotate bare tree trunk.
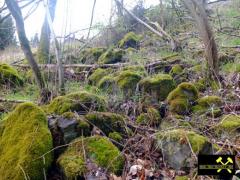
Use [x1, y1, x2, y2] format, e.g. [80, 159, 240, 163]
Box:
[43, 0, 65, 95]
[38, 0, 57, 64]
[5, 0, 50, 102]
[114, 0, 181, 51]
[183, 0, 219, 80]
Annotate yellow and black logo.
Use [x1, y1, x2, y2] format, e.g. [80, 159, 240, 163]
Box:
[198, 155, 235, 177]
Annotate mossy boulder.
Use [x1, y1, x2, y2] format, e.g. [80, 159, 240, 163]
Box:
[193, 96, 222, 117]
[46, 91, 107, 115]
[88, 68, 111, 86]
[139, 74, 175, 101]
[79, 47, 106, 64]
[98, 48, 124, 64]
[0, 102, 53, 180]
[118, 32, 141, 49]
[0, 63, 23, 86]
[109, 132, 123, 142]
[155, 129, 213, 170]
[85, 112, 127, 136]
[215, 115, 240, 137]
[136, 107, 161, 126]
[170, 64, 183, 76]
[97, 75, 118, 93]
[116, 70, 142, 94]
[58, 136, 124, 178]
[167, 82, 198, 115]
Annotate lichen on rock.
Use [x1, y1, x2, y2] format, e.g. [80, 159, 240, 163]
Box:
[58, 136, 124, 179]
[139, 73, 175, 101]
[0, 63, 23, 86]
[0, 102, 53, 180]
[46, 91, 107, 115]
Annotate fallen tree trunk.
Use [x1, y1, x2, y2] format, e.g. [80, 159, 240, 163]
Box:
[0, 98, 31, 103]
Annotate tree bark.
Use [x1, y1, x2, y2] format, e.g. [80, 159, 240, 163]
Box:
[183, 0, 219, 80]
[38, 0, 57, 64]
[5, 0, 46, 91]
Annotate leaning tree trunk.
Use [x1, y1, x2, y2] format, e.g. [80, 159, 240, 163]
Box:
[38, 0, 57, 64]
[183, 0, 219, 80]
[6, 0, 51, 103]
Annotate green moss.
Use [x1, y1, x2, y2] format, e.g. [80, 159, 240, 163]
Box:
[192, 96, 222, 117]
[58, 136, 124, 178]
[88, 68, 111, 85]
[85, 112, 127, 136]
[46, 91, 107, 115]
[97, 75, 117, 92]
[116, 70, 142, 92]
[170, 65, 183, 76]
[167, 82, 198, 102]
[118, 32, 141, 49]
[0, 63, 23, 86]
[175, 176, 188, 180]
[62, 111, 75, 119]
[169, 98, 189, 115]
[194, 78, 207, 92]
[139, 74, 175, 101]
[216, 115, 240, 135]
[156, 129, 209, 153]
[98, 48, 124, 64]
[136, 107, 161, 125]
[109, 132, 123, 142]
[80, 47, 106, 64]
[0, 102, 53, 180]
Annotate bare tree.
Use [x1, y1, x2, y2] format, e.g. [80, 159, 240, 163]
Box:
[38, 0, 57, 64]
[183, 0, 219, 80]
[5, 0, 50, 103]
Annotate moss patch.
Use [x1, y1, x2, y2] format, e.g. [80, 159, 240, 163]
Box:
[215, 115, 240, 136]
[58, 136, 124, 178]
[167, 82, 198, 115]
[136, 107, 161, 126]
[116, 70, 142, 93]
[109, 132, 123, 142]
[169, 64, 183, 76]
[118, 32, 141, 49]
[98, 48, 124, 64]
[193, 96, 222, 117]
[85, 112, 127, 136]
[156, 129, 210, 153]
[139, 74, 175, 101]
[88, 68, 112, 86]
[80, 47, 106, 64]
[0, 63, 23, 86]
[46, 91, 107, 115]
[0, 102, 53, 180]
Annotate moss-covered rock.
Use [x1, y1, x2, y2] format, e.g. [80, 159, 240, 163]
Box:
[85, 112, 127, 136]
[193, 96, 222, 117]
[118, 32, 141, 49]
[88, 68, 111, 86]
[170, 64, 183, 77]
[46, 91, 107, 115]
[155, 129, 213, 170]
[97, 75, 118, 93]
[98, 48, 124, 64]
[79, 47, 106, 64]
[116, 70, 142, 95]
[109, 132, 123, 142]
[0, 102, 53, 180]
[136, 107, 161, 126]
[139, 74, 175, 101]
[0, 63, 23, 86]
[167, 82, 198, 115]
[58, 136, 124, 178]
[215, 115, 240, 137]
